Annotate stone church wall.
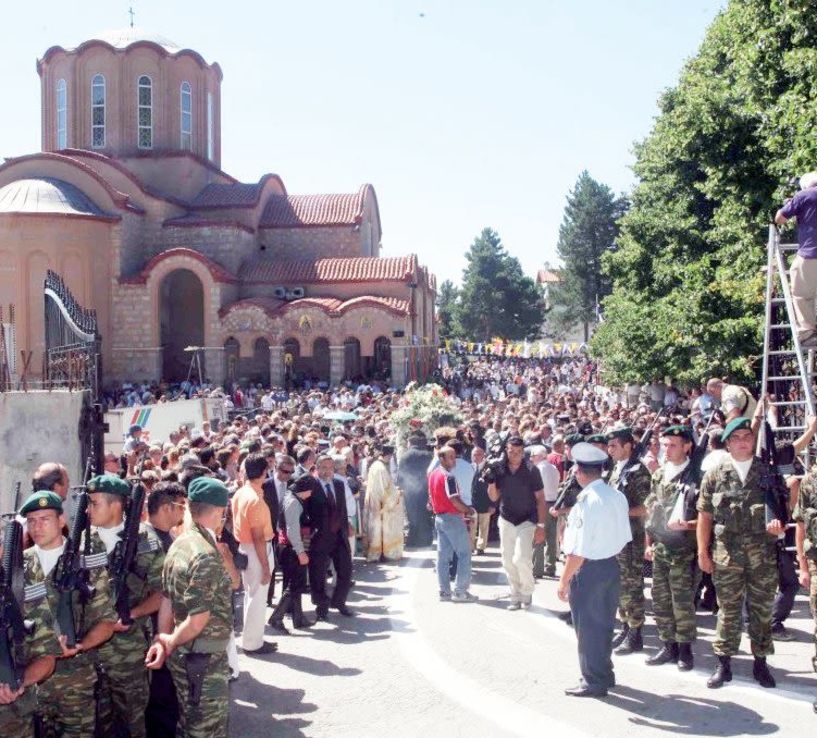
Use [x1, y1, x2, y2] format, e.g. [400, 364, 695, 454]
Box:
[259, 226, 363, 260]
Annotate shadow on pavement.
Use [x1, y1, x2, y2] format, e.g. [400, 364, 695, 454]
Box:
[230, 673, 316, 737]
[605, 687, 778, 735]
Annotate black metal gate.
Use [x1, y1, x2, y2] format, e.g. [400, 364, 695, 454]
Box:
[43, 270, 104, 472]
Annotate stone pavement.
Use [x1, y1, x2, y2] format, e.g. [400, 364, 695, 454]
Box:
[229, 547, 817, 737]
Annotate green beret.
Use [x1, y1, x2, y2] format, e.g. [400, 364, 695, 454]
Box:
[87, 474, 130, 497]
[187, 476, 228, 507]
[721, 417, 752, 443]
[587, 434, 608, 445]
[606, 427, 634, 443]
[565, 433, 585, 447]
[662, 424, 694, 442]
[20, 490, 63, 516]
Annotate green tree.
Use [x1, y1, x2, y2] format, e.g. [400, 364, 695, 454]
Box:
[455, 228, 544, 341]
[436, 279, 459, 339]
[551, 171, 628, 341]
[592, 0, 817, 385]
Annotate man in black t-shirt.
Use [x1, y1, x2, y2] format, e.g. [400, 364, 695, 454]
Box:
[488, 436, 546, 610]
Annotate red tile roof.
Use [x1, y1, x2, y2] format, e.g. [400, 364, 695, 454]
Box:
[220, 295, 409, 320]
[260, 185, 369, 228]
[239, 255, 417, 284]
[191, 174, 285, 209]
[537, 269, 562, 284]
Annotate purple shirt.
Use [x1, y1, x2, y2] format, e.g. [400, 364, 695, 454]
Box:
[782, 187, 817, 258]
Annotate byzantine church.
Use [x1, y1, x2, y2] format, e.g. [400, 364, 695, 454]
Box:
[0, 28, 437, 388]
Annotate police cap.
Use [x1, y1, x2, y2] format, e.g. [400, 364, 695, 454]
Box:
[571, 442, 609, 466]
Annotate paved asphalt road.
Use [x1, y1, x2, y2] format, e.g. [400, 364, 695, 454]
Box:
[229, 547, 817, 737]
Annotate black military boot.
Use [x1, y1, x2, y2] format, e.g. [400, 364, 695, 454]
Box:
[707, 655, 732, 688]
[753, 657, 776, 688]
[611, 623, 630, 649]
[615, 626, 643, 655]
[677, 643, 693, 671]
[268, 593, 292, 634]
[645, 641, 678, 665]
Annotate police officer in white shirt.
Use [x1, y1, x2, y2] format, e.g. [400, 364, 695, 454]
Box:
[557, 443, 632, 697]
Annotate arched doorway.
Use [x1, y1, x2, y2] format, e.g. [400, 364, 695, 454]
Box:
[283, 337, 300, 387]
[343, 337, 361, 381]
[160, 269, 204, 382]
[373, 336, 391, 380]
[312, 337, 330, 382]
[249, 337, 270, 386]
[224, 337, 239, 386]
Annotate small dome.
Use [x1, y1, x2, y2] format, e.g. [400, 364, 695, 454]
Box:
[83, 27, 180, 53]
[0, 178, 107, 216]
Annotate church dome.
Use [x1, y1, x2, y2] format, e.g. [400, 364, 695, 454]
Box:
[82, 27, 181, 53]
[0, 178, 107, 216]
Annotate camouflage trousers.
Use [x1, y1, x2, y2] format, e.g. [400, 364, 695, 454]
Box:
[651, 548, 698, 644]
[39, 655, 98, 737]
[168, 650, 229, 738]
[712, 537, 777, 657]
[809, 559, 817, 672]
[616, 538, 645, 628]
[95, 626, 150, 738]
[0, 690, 37, 738]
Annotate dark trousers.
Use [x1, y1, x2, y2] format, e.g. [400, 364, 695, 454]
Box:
[144, 664, 179, 738]
[569, 556, 620, 691]
[309, 532, 352, 610]
[772, 548, 799, 627]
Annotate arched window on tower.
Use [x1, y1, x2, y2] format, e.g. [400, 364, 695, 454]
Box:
[91, 74, 105, 148]
[207, 91, 214, 160]
[56, 79, 67, 149]
[137, 75, 153, 149]
[180, 81, 192, 150]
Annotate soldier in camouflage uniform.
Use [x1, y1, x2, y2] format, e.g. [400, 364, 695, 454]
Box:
[606, 428, 652, 655]
[697, 417, 780, 689]
[793, 458, 817, 712]
[146, 476, 238, 738]
[644, 426, 698, 671]
[87, 474, 164, 738]
[0, 495, 60, 738]
[19, 489, 117, 737]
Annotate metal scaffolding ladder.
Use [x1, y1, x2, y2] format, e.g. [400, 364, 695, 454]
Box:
[761, 224, 816, 465]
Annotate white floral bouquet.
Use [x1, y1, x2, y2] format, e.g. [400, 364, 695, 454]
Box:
[390, 383, 463, 452]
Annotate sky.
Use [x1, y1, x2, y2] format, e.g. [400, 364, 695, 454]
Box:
[0, 0, 725, 285]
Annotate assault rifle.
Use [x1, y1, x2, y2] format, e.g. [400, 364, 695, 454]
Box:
[617, 408, 667, 484]
[757, 418, 790, 528]
[0, 517, 33, 689]
[108, 483, 146, 626]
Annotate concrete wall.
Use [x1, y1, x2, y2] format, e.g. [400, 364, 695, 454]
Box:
[0, 390, 87, 513]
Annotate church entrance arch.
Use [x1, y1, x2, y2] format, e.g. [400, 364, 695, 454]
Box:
[224, 337, 239, 386]
[312, 337, 330, 383]
[160, 269, 204, 382]
[247, 337, 270, 387]
[343, 337, 361, 381]
[372, 336, 391, 380]
[283, 337, 300, 387]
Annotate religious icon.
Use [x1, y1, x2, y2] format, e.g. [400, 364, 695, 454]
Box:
[298, 315, 312, 333]
[360, 315, 373, 330]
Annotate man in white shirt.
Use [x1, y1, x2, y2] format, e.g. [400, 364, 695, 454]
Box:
[557, 443, 632, 698]
[529, 445, 561, 578]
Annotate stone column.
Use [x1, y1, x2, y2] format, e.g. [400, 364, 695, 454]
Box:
[269, 345, 285, 388]
[390, 344, 408, 387]
[202, 347, 224, 387]
[329, 345, 345, 387]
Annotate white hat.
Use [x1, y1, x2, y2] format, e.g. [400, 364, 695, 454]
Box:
[800, 172, 817, 190]
[571, 442, 608, 466]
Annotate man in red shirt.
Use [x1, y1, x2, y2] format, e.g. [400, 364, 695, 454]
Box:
[428, 446, 477, 603]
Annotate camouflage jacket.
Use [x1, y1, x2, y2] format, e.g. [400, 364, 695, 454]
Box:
[793, 467, 817, 561]
[645, 465, 697, 555]
[697, 456, 770, 543]
[162, 523, 233, 654]
[609, 458, 651, 540]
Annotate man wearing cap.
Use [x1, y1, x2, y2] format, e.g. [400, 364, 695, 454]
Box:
[643, 426, 699, 671]
[87, 474, 165, 737]
[697, 417, 782, 689]
[606, 427, 651, 655]
[776, 172, 817, 347]
[123, 424, 144, 455]
[558, 443, 632, 697]
[487, 436, 546, 610]
[146, 477, 237, 737]
[529, 445, 560, 578]
[0, 495, 60, 738]
[20, 489, 117, 736]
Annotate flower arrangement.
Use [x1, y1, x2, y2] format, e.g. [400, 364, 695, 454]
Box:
[390, 383, 463, 451]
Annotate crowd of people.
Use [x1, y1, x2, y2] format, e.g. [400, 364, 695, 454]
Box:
[5, 349, 817, 736]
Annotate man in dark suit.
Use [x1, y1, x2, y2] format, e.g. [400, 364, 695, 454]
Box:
[263, 453, 294, 606]
[307, 453, 355, 619]
[398, 432, 434, 547]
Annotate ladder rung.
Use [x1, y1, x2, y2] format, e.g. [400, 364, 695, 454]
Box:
[771, 400, 807, 406]
[779, 243, 799, 251]
[773, 425, 806, 431]
[768, 349, 799, 355]
[767, 375, 813, 381]
[771, 324, 791, 329]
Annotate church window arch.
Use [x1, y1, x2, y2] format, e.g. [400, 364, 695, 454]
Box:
[56, 79, 67, 149]
[91, 74, 105, 148]
[180, 82, 192, 150]
[137, 75, 153, 149]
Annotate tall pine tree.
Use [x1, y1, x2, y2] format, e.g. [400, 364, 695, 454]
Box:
[436, 279, 459, 339]
[455, 228, 543, 341]
[551, 171, 627, 341]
